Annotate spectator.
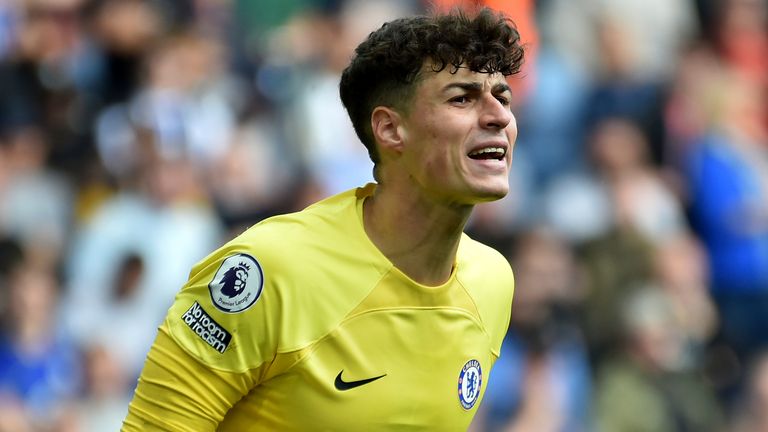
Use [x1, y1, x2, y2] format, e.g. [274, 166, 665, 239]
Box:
[683, 74, 768, 366]
[0, 261, 82, 431]
[594, 287, 724, 432]
[543, 117, 686, 245]
[0, 125, 73, 270]
[62, 158, 224, 378]
[74, 344, 132, 432]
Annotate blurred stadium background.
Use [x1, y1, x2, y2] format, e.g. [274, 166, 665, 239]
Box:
[0, 0, 767, 430]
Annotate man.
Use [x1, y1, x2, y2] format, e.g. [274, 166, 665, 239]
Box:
[123, 7, 523, 431]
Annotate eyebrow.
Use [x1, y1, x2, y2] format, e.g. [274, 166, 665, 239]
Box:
[442, 81, 512, 95]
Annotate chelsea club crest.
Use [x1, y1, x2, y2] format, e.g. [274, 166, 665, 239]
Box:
[208, 253, 263, 313]
[458, 359, 482, 410]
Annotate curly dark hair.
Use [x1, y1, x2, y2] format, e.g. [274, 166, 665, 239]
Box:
[339, 7, 524, 168]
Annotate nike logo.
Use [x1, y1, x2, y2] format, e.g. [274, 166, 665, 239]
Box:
[334, 370, 386, 391]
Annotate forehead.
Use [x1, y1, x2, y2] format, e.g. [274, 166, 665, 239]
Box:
[416, 63, 508, 93]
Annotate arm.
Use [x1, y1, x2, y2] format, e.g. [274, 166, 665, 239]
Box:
[122, 328, 262, 431]
[122, 240, 280, 431]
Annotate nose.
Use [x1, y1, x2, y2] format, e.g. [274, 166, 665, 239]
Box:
[480, 96, 513, 130]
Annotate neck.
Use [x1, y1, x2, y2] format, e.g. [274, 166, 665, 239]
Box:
[363, 182, 472, 286]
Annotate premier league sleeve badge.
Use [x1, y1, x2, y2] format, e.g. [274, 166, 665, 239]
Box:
[208, 253, 264, 313]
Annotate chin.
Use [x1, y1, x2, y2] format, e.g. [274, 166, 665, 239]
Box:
[474, 190, 508, 203]
[460, 171, 510, 201]
[467, 184, 509, 204]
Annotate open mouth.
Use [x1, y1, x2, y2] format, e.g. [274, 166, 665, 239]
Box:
[467, 147, 506, 161]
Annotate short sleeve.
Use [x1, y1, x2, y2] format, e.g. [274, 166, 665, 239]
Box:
[165, 244, 279, 375]
[123, 240, 284, 431]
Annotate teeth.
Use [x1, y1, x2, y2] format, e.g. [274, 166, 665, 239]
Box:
[468, 147, 505, 156]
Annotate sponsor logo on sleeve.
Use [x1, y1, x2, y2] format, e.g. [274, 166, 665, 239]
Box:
[208, 253, 264, 313]
[181, 301, 232, 353]
[458, 359, 482, 410]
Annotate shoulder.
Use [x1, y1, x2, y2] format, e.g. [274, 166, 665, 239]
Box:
[241, 187, 361, 249]
[206, 186, 372, 315]
[456, 234, 514, 285]
[180, 189, 356, 278]
[164, 187, 385, 372]
[456, 235, 514, 305]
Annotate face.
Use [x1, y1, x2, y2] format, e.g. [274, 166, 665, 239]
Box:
[397, 65, 517, 205]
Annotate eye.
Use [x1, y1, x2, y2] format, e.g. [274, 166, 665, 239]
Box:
[449, 95, 470, 104]
[495, 95, 510, 106]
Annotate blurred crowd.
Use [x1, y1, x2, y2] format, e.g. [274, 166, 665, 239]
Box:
[0, 0, 766, 430]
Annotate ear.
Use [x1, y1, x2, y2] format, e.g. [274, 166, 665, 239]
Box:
[371, 106, 405, 154]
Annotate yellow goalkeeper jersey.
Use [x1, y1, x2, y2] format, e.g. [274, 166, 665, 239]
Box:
[122, 184, 515, 431]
